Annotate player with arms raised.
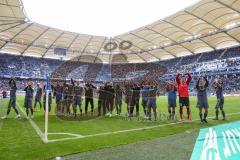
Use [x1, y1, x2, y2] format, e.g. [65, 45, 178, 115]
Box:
[176, 68, 192, 122]
[212, 76, 225, 120]
[196, 76, 209, 123]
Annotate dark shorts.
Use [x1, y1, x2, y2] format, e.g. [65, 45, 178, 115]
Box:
[56, 94, 62, 103]
[35, 97, 41, 101]
[142, 99, 148, 107]
[215, 98, 224, 109]
[74, 96, 82, 105]
[148, 97, 156, 109]
[125, 96, 131, 105]
[179, 97, 189, 107]
[168, 99, 176, 108]
[115, 97, 122, 105]
[130, 97, 139, 107]
[24, 98, 33, 108]
[196, 95, 209, 109]
[8, 98, 16, 107]
[63, 98, 72, 105]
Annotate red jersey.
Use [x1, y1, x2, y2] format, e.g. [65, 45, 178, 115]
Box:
[176, 73, 192, 97]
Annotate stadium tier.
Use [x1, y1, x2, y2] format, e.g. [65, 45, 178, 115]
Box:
[1, 45, 240, 94]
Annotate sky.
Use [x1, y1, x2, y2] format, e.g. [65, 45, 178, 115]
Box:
[22, 0, 200, 37]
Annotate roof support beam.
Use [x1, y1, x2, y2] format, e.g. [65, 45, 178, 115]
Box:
[215, 0, 240, 14]
[21, 27, 50, 55]
[184, 10, 217, 50]
[0, 41, 7, 50]
[0, 2, 19, 7]
[119, 35, 162, 61]
[0, 21, 21, 26]
[0, 23, 33, 50]
[66, 34, 80, 51]
[224, 31, 240, 43]
[0, 22, 23, 33]
[9, 23, 33, 41]
[94, 37, 107, 63]
[0, 15, 25, 20]
[78, 36, 93, 60]
[114, 37, 148, 62]
[145, 27, 195, 54]
[161, 19, 191, 35]
[161, 19, 215, 51]
[184, 10, 240, 44]
[132, 28, 176, 58]
[129, 33, 163, 60]
[42, 31, 65, 57]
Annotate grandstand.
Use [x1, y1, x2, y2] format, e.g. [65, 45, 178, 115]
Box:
[1, 0, 240, 160]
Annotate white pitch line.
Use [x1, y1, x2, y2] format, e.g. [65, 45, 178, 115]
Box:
[48, 132, 83, 137]
[17, 102, 46, 143]
[47, 112, 240, 143]
[15, 100, 240, 143]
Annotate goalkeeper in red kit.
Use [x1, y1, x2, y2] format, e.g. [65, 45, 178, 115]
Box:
[176, 70, 192, 122]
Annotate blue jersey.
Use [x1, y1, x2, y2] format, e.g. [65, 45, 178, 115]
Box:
[166, 84, 177, 101]
[168, 90, 177, 101]
[141, 85, 149, 101]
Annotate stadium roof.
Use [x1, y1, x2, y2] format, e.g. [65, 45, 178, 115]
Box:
[0, 0, 240, 63]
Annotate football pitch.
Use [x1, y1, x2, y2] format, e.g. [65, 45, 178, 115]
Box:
[0, 96, 240, 160]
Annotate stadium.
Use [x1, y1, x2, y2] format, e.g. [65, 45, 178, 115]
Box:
[1, 0, 240, 159]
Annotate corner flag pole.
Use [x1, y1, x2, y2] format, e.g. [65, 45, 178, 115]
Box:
[44, 75, 51, 143]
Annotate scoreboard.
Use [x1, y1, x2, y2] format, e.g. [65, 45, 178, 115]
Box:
[54, 48, 67, 56]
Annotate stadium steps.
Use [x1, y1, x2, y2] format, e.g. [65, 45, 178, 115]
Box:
[219, 49, 228, 59]
[195, 53, 203, 63]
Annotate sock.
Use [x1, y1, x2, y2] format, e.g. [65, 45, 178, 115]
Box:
[199, 113, 203, 121]
[204, 112, 208, 120]
[221, 110, 225, 118]
[119, 105, 122, 114]
[168, 108, 171, 117]
[172, 111, 175, 119]
[215, 110, 219, 119]
[7, 107, 11, 115]
[180, 108, 183, 119]
[30, 108, 33, 115]
[154, 111, 157, 121]
[14, 107, 19, 115]
[187, 108, 190, 120]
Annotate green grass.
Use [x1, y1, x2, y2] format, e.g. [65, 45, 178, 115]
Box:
[0, 96, 240, 160]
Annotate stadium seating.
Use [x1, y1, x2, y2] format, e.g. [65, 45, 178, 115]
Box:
[0, 46, 240, 94]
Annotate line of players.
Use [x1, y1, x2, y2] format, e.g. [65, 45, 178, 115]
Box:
[1, 71, 225, 123]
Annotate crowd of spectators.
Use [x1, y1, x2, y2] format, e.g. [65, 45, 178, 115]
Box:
[0, 45, 240, 94]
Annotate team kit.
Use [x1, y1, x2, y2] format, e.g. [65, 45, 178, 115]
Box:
[1, 71, 225, 123]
